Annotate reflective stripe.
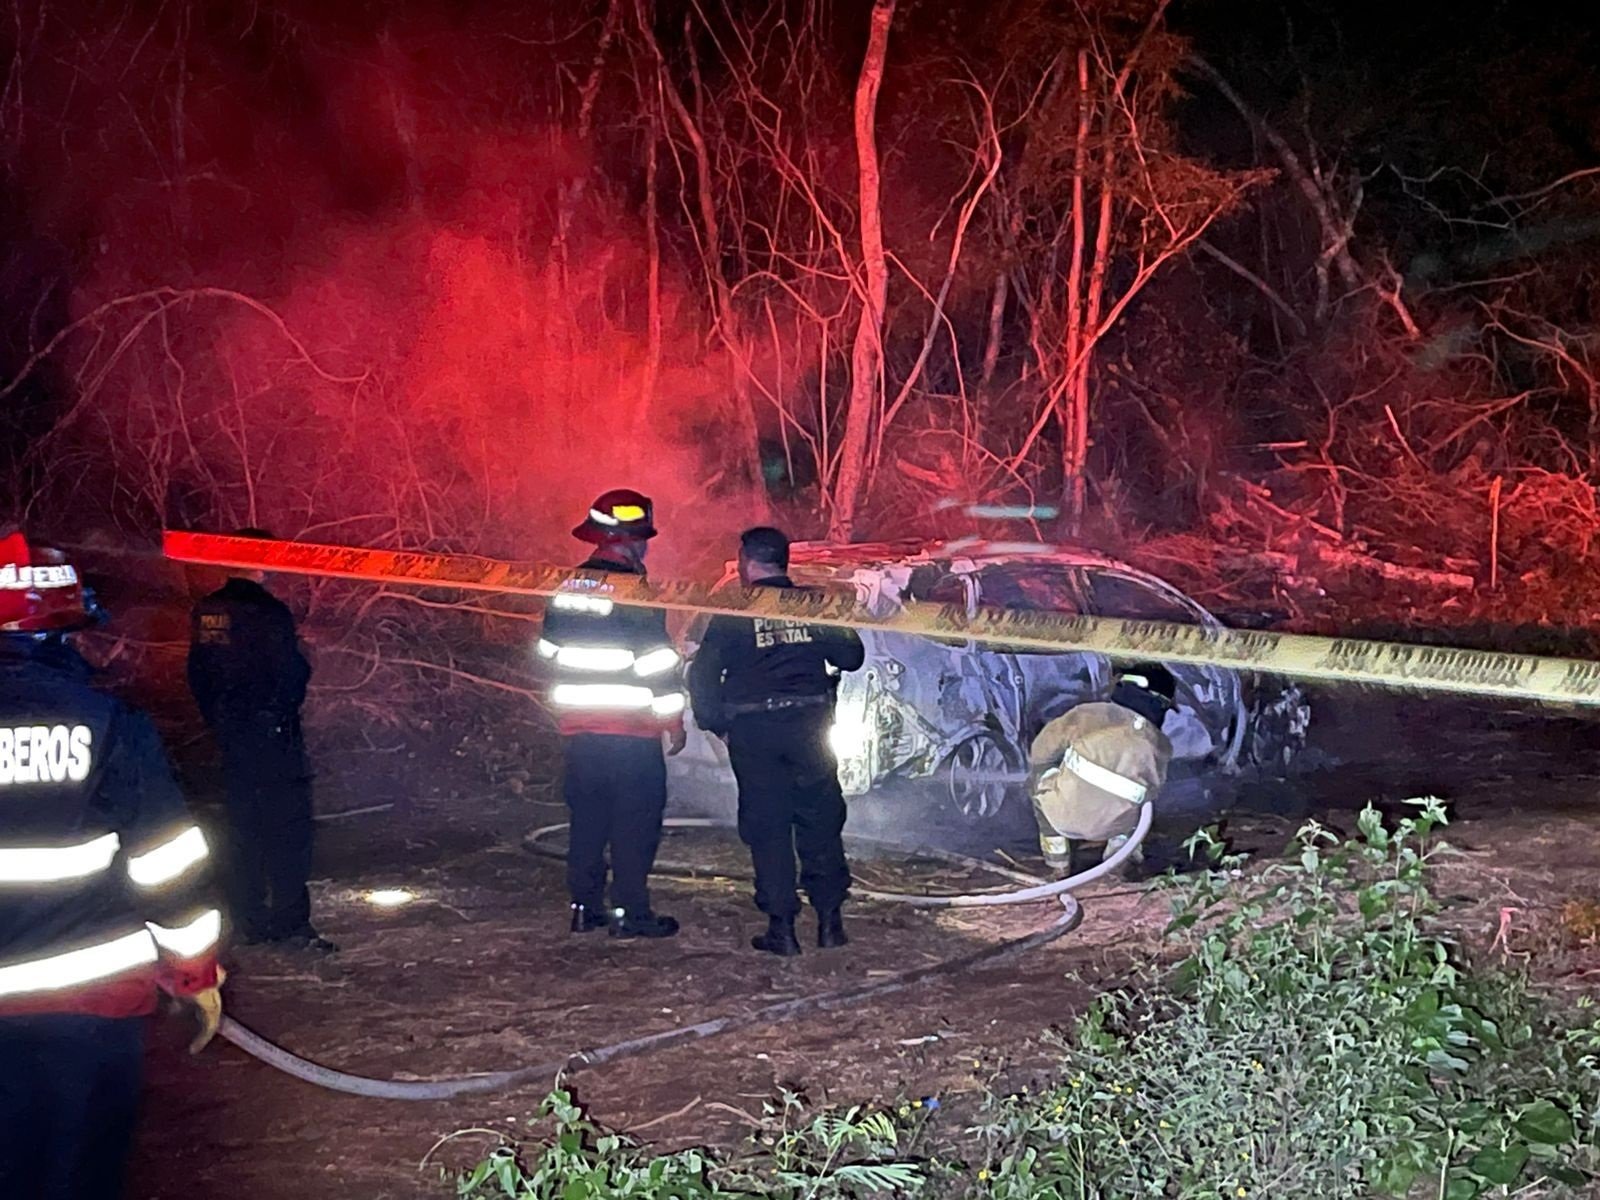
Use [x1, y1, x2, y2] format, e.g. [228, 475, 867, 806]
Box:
[588, 507, 620, 526]
[551, 683, 684, 718]
[0, 929, 156, 998]
[0, 832, 119, 884]
[1118, 673, 1150, 690]
[126, 825, 209, 888]
[633, 646, 680, 677]
[148, 908, 222, 958]
[1040, 834, 1069, 856]
[1061, 747, 1148, 805]
[551, 593, 614, 615]
[552, 645, 636, 672]
[551, 683, 655, 710]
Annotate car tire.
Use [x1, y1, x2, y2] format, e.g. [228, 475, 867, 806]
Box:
[943, 733, 1019, 823]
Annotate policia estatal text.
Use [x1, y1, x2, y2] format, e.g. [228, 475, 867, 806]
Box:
[689, 527, 864, 956]
[0, 532, 223, 1200]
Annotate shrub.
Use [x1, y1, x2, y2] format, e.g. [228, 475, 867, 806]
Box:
[969, 799, 1600, 1198]
[455, 1089, 928, 1199]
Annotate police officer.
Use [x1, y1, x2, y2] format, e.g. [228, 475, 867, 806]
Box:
[1028, 662, 1177, 878]
[541, 489, 685, 939]
[0, 532, 223, 1200]
[688, 527, 864, 956]
[186, 528, 333, 952]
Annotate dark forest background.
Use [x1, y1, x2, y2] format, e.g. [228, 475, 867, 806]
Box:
[2, 0, 1598, 630]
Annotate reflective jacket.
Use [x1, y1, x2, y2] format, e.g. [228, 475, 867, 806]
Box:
[538, 556, 686, 739]
[1029, 701, 1172, 847]
[187, 577, 311, 728]
[687, 576, 864, 734]
[0, 640, 220, 1018]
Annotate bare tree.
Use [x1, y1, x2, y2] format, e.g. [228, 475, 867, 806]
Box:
[828, 0, 897, 539]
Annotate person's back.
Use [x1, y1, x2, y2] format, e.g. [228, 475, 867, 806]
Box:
[187, 575, 310, 731]
[1028, 664, 1177, 875]
[0, 534, 222, 1200]
[1029, 701, 1172, 843]
[687, 527, 863, 956]
[185, 541, 328, 952]
[542, 490, 685, 940]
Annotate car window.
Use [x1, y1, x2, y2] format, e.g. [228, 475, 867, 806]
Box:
[973, 564, 1082, 613]
[903, 565, 976, 645]
[969, 564, 1083, 655]
[1086, 571, 1201, 623]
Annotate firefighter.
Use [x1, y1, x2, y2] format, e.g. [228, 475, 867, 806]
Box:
[186, 529, 333, 952]
[541, 489, 686, 938]
[0, 532, 223, 1200]
[1028, 662, 1176, 878]
[687, 527, 864, 956]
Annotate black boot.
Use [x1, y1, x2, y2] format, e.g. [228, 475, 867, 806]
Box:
[816, 907, 848, 949]
[751, 915, 802, 957]
[570, 903, 609, 933]
[1067, 840, 1103, 878]
[609, 909, 680, 939]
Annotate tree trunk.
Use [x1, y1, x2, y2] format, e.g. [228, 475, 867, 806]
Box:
[1060, 48, 1092, 529]
[641, 106, 661, 435]
[637, 2, 766, 506]
[828, 0, 896, 542]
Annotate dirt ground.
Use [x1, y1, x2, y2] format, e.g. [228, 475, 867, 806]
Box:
[122, 687, 1600, 1200]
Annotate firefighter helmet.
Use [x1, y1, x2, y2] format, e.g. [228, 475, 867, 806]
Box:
[572, 489, 658, 544]
[0, 531, 94, 633]
[1114, 662, 1177, 703]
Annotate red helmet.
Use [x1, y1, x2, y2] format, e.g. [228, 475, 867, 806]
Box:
[572, 489, 658, 544]
[0, 532, 92, 633]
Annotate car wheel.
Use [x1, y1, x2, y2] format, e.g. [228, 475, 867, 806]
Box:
[944, 733, 1015, 822]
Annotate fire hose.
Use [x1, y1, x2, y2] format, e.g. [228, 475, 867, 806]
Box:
[215, 807, 1151, 1101]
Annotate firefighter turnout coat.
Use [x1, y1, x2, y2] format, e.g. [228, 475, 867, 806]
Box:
[1028, 701, 1173, 851]
[538, 557, 686, 738]
[0, 639, 220, 1017]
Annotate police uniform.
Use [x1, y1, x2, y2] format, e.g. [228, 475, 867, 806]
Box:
[0, 637, 221, 1199]
[186, 575, 317, 944]
[1028, 700, 1172, 873]
[540, 556, 685, 929]
[687, 577, 864, 926]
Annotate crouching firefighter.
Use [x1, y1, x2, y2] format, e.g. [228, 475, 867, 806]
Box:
[0, 533, 223, 1200]
[688, 527, 864, 956]
[1028, 662, 1177, 880]
[541, 490, 686, 939]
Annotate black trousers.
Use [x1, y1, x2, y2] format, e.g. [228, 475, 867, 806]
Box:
[563, 733, 667, 914]
[0, 1014, 144, 1200]
[727, 712, 851, 919]
[216, 718, 315, 941]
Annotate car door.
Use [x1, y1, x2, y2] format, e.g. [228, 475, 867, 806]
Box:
[965, 562, 1101, 753]
[1081, 568, 1245, 765]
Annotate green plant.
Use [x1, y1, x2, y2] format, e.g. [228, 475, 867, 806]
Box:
[455, 1091, 719, 1200]
[968, 800, 1600, 1199]
[455, 1089, 928, 1200]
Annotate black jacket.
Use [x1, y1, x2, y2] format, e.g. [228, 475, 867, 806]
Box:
[187, 578, 311, 727]
[0, 638, 219, 1016]
[539, 555, 686, 738]
[687, 576, 865, 734]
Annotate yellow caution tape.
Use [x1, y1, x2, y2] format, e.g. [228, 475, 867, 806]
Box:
[163, 531, 1600, 707]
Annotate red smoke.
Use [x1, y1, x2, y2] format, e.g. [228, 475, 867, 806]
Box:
[7, 5, 760, 574]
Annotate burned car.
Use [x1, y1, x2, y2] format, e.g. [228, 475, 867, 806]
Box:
[668, 540, 1309, 823]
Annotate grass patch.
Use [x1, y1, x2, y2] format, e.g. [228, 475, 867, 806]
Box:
[458, 801, 1600, 1198]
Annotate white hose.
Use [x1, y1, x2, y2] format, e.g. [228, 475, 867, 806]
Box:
[525, 806, 1154, 907]
[216, 811, 1150, 1101]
